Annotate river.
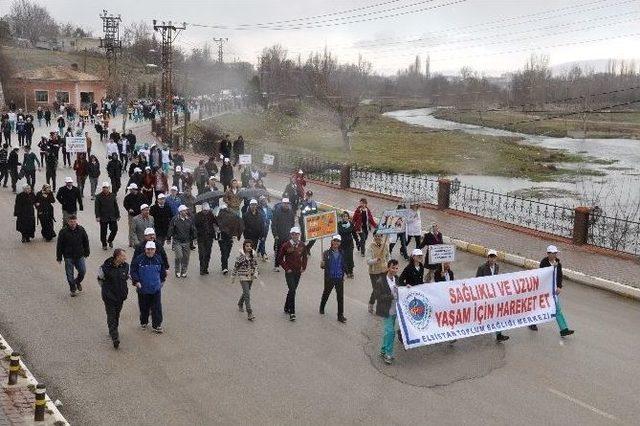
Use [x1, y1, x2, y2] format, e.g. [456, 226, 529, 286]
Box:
[384, 108, 640, 219]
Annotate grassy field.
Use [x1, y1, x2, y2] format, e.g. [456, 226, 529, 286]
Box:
[432, 108, 640, 139]
[201, 104, 595, 180]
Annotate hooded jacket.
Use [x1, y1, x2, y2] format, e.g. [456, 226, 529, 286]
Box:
[98, 257, 129, 302]
[271, 202, 295, 240]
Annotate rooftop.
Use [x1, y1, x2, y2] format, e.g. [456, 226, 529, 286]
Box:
[11, 66, 103, 82]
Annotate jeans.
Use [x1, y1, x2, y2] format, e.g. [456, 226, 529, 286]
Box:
[64, 257, 86, 292]
[173, 241, 191, 274]
[218, 234, 233, 271]
[100, 221, 118, 246]
[197, 236, 213, 272]
[238, 280, 253, 313]
[320, 277, 344, 317]
[0, 164, 7, 186]
[77, 175, 87, 197]
[127, 215, 137, 247]
[554, 295, 569, 331]
[110, 177, 120, 195]
[406, 235, 421, 251]
[138, 290, 162, 328]
[89, 177, 98, 197]
[104, 299, 124, 341]
[46, 169, 57, 190]
[358, 229, 369, 255]
[257, 237, 267, 257]
[284, 271, 301, 314]
[380, 315, 397, 356]
[389, 233, 407, 257]
[24, 169, 36, 188]
[369, 273, 384, 305]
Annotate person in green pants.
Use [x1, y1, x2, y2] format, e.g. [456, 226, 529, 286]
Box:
[529, 245, 575, 337]
[376, 259, 401, 365]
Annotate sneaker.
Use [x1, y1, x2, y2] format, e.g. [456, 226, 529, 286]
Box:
[113, 339, 120, 349]
[181, 272, 187, 278]
[222, 269, 228, 275]
[70, 291, 77, 297]
[140, 324, 147, 329]
[289, 314, 296, 321]
[273, 267, 280, 272]
[175, 272, 181, 278]
[368, 304, 374, 314]
[76, 283, 83, 292]
[152, 326, 164, 334]
[337, 316, 347, 323]
[528, 325, 538, 331]
[496, 333, 510, 342]
[383, 354, 393, 365]
[560, 329, 575, 337]
[247, 312, 255, 321]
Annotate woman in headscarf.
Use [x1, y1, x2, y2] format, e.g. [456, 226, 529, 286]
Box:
[35, 183, 57, 241]
[14, 184, 36, 242]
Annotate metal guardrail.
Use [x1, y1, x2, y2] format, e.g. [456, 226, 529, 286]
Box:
[588, 214, 640, 255]
[350, 165, 439, 203]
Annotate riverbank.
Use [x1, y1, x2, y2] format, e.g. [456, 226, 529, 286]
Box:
[199, 105, 591, 180]
[432, 108, 640, 139]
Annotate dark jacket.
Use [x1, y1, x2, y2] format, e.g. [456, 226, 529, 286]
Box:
[56, 225, 90, 261]
[107, 158, 122, 179]
[421, 231, 444, 269]
[220, 164, 234, 186]
[95, 192, 120, 222]
[56, 185, 83, 213]
[243, 208, 265, 242]
[540, 257, 563, 288]
[99, 257, 129, 302]
[14, 191, 36, 235]
[375, 274, 396, 318]
[434, 267, 454, 282]
[88, 160, 101, 178]
[150, 203, 173, 237]
[476, 262, 499, 277]
[167, 215, 197, 243]
[7, 149, 20, 170]
[133, 241, 170, 270]
[271, 203, 295, 240]
[195, 210, 218, 240]
[276, 240, 308, 273]
[399, 262, 425, 286]
[337, 220, 356, 247]
[123, 192, 146, 216]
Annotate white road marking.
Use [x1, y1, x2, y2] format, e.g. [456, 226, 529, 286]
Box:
[547, 387, 619, 422]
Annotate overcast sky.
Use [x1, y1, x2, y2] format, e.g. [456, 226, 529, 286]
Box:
[3, 0, 639, 75]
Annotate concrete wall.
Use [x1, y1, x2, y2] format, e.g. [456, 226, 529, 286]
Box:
[10, 79, 106, 111]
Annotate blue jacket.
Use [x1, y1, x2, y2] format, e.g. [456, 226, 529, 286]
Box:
[166, 195, 181, 217]
[130, 253, 166, 294]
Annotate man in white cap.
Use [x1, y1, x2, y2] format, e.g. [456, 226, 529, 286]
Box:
[165, 186, 182, 217]
[94, 181, 120, 250]
[167, 205, 197, 277]
[130, 240, 166, 333]
[476, 249, 509, 342]
[530, 245, 575, 337]
[243, 199, 265, 249]
[320, 235, 347, 323]
[276, 226, 308, 321]
[271, 197, 295, 272]
[133, 203, 154, 245]
[56, 176, 83, 227]
[194, 202, 217, 275]
[150, 193, 172, 246]
[172, 165, 186, 194]
[133, 227, 169, 271]
[123, 183, 146, 247]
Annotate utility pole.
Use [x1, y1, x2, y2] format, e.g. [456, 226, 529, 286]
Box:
[99, 10, 122, 78]
[153, 20, 186, 148]
[213, 37, 228, 63]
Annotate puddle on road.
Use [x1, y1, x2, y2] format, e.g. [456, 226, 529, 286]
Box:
[362, 320, 505, 388]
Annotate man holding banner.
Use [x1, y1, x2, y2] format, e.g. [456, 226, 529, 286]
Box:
[476, 250, 509, 342]
[376, 259, 401, 365]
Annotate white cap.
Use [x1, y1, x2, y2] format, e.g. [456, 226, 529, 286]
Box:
[144, 227, 155, 236]
[290, 226, 301, 234]
[175, 166, 182, 172]
[224, 158, 230, 163]
[249, 199, 258, 205]
[101, 181, 110, 187]
[134, 167, 142, 173]
[64, 177, 73, 183]
[201, 202, 211, 210]
[157, 193, 166, 199]
[208, 176, 216, 181]
[178, 204, 188, 212]
[127, 183, 138, 190]
[140, 204, 149, 210]
[411, 249, 423, 257]
[298, 169, 303, 174]
[487, 249, 498, 257]
[546, 245, 559, 253]
[145, 166, 151, 170]
[282, 198, 290, 203]
[332, 234, 342, 241]
[170, 186, 178, 191]
[145, 241, 156, 249]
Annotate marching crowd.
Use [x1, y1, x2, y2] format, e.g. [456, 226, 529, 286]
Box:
[1, 105, 575, 363]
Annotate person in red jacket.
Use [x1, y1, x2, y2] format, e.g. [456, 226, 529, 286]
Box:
[276, 226, 308, 321]
[352, 198, 378, 257]
[293, 170, 306, 199]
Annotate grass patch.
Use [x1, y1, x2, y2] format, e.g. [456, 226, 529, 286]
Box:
[203, 106, 590, 180]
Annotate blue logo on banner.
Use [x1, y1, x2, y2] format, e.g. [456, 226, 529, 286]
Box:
[403, 291, 432, 330]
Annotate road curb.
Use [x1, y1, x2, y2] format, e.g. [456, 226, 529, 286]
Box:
[0, 333, 69, 425]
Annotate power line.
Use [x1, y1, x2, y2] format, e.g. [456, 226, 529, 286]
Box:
[99, 10, 122, 78]
[187, 0, 468, 31]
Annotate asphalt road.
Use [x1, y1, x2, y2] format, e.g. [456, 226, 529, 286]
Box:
[0, 119, 638, 425]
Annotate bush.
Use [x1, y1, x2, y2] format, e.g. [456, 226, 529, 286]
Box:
[275, 99, 303, 117]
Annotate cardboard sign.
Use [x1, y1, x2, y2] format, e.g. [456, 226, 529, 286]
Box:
[428, 244, 456, 264]
[262, 154, 275, 165]
[303, 211, 337, 241]
[376, 209, 413, 234]
[65, 136, 87, 153]
[239, 154, 252, 165]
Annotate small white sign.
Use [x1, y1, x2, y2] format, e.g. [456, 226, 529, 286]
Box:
[428, 244, 456, 264]
[262, 154, 275, 165]
[239, 154, 252, 165]
[65, 136, 87, 153]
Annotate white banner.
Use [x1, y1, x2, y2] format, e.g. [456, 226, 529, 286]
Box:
[239, 154, 252, 165]
[262, 154, 275, 165]
[65, 136, 87, 153]
[428, 244, 456, 264]
[396, 267, 557, 349]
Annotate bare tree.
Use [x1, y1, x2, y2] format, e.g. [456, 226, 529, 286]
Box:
[6, 0, 58, 43]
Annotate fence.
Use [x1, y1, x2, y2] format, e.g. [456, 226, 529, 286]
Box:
[246, 145, 639, 256]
